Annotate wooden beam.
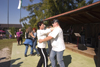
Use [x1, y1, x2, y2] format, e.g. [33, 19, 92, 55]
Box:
[79, 14, 95, 23]
[69, 17, 84, 23]
[86, 12, 100, 20]
[90, 12, 100, 19]
[86, 12, 96, 18]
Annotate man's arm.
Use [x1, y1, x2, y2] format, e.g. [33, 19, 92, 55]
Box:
[39, 36, 53, 43]
[40, 28, 54, 36]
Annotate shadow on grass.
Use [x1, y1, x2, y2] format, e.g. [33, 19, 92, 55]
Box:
[0, 58, 23, 67]
[0, 57, 6, 61]
[63, 55, 72, 67]
[48, 55, 72, 67]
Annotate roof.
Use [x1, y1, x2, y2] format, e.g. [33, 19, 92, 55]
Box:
[0, 24, 22, 28]
[43, 1, 100, 25]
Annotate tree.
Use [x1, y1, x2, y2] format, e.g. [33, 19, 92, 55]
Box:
[9, 27, 15, 38]
[21, 2, 43, 29]
[20, 0, 94, 28]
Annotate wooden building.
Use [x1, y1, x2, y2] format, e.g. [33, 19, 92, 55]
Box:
[0, 24, 22, 30]
[43, 1, 100, 47]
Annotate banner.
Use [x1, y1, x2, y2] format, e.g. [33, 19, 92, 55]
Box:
[18, 0, 22, 9]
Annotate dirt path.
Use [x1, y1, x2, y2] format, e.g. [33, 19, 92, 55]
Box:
[0, 47, 11, 67]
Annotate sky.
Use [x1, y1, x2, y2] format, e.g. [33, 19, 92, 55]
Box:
[0, 0, 99, 25]
[0, 0, 41, 24]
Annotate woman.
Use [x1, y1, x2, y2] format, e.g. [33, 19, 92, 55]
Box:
[37, 21, 54, 67]
[24, 27, 35, 57]
[32, 28, 39, 56]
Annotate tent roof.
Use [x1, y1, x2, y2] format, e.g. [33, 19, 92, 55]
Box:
[43, 1, 100, 25]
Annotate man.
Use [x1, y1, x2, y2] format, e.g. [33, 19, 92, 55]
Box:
[16, 29, 23, 45]
[80, 26, 85, 46]
[19, 29, 23, 45]
[67, 26, 73, 43]
[39, 19, 65, 67]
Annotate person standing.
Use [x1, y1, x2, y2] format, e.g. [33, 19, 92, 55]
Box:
[67, 26, 73, 43]
[19, 29, 23, 45]
[37, 21, 54, 67]
[24, 27, 35, 57]
[80, 26, 85, 46]
[16, 29, 23, 45]
[9, 34, 12, 39]
[39, 19, 65, 67]
[16, 30, 20, 45]
[32, 28, 39, 56]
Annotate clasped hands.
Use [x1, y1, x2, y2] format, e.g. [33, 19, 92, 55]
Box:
[39, 39, 43, 43]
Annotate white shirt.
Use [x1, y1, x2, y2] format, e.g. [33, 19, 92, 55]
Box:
[37, 29, 51, 48]
[49, 27, 65, 52]
[25, 32, 26, 39]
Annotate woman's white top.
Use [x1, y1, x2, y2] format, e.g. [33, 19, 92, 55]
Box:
[37, 29, 51, 48]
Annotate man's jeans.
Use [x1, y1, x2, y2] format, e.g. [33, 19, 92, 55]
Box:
[50, 50, 65, 67]
[25, 45, 33, 55]
[33, 40, 39, 54]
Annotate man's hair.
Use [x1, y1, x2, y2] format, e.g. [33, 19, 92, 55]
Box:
[19, 28, 21, 31]
[52, 19, 59, 24]
[37, 21, 43, 29]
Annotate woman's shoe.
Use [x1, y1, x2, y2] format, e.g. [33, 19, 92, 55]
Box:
[25, 54, 27, 57]
[30, 54, 35, 56]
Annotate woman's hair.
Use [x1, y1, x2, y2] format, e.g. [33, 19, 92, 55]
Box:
[37, 21, 43, 29]
[27, 27, 32, 33]
[33, 28, 36, 32]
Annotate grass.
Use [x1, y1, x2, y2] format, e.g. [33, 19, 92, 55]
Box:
[0, 38, 25, 54]
[0, 39, 17, 54]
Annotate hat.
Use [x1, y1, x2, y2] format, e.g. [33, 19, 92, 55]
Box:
[52, 19, 59, 24]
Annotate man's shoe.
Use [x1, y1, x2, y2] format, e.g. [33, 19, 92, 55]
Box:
[37, 54, 40, 56]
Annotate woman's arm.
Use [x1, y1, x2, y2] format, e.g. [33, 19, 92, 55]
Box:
[29, 32, 35, 38]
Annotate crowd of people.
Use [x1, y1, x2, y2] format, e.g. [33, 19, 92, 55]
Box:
[15, 19, 87, 67]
